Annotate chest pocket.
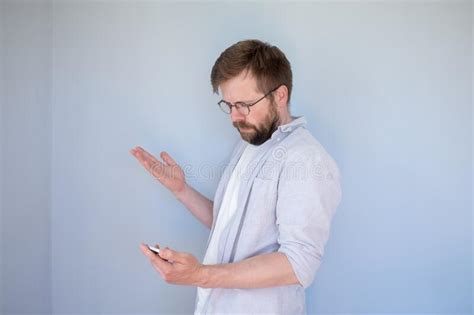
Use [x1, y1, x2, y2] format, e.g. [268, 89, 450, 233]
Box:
[244, 177, 278, 227]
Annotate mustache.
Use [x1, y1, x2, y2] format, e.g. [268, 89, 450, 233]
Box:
[233, 121, 256, 130]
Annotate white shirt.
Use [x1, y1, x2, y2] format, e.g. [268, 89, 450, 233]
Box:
[195, 143, 259, 314]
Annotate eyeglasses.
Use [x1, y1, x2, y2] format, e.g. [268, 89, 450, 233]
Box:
[217, 85, 280, 115]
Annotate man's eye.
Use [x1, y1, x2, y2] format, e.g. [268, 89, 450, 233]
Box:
[234, 102, 249, 108]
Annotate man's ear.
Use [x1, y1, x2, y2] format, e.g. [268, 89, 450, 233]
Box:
[275, 85, 289, 109]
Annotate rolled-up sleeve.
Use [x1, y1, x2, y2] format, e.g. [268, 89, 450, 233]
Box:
[276, 147, 342, 289]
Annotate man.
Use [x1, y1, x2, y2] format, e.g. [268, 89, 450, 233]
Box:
[130, 39, 342, 314]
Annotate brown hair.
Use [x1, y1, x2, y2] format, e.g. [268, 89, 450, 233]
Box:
[210, 39, 293, 104]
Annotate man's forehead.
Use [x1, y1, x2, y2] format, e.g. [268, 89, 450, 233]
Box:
[219, 72, 261, 102]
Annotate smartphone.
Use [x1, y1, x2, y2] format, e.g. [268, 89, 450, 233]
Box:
[146, 244, 172, 262]
[147, 245, 161, 254]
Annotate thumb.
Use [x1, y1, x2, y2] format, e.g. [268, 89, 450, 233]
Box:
[159, 247, 182, 263]
[160, 151, 177, 166]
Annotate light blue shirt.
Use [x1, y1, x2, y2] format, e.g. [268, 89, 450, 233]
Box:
[195, 116, 342, 314]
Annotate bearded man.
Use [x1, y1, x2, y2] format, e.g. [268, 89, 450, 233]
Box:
[132, 39, 342, 314]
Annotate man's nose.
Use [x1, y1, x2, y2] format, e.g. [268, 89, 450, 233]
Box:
[230, 107, 245, 123]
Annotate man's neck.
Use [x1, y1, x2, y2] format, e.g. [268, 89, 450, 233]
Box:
[278, 113, 294, 126]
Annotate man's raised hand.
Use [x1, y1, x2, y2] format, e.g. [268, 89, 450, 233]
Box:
[130, 146, 186, 195]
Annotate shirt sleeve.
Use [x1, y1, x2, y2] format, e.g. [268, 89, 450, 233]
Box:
[276, 147, 342, 289]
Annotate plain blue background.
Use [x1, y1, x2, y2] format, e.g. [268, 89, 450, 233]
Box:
[1, 1, 472, 314]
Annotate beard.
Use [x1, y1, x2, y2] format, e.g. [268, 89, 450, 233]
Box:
[232, 102, 280, 146]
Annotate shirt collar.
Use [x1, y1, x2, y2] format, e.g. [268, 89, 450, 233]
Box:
[276, 115, 307, 133]
[239, 116, 307, 148]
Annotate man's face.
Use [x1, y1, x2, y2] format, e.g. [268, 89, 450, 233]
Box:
[219, 71, 280, 145]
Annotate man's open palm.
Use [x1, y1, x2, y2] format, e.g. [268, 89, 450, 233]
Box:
[130, 146, 185, 194]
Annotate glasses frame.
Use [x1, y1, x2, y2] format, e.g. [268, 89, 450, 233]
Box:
[217, 85, 281, 115]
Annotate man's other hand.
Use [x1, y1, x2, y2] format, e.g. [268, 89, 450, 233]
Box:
[130, 146, 186, 195]
[139, 243, 204, 286]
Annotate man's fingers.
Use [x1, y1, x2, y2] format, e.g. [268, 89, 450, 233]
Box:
[140, 243, 156, 259]
[131, 147, 166, 176]
[159, 247, 188, 264]
[139, 147, 159, 162]
[130, 146, 147, 158]
[131, 147, 157, 164]
[139, 244, 171, 271]
[139, 243, 161, 260]
[160, 151, 178, 166]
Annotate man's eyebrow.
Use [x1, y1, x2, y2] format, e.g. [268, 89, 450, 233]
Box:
[221, 97, 256, 104]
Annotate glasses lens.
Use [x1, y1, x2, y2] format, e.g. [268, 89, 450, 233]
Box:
[236, 103, 250, 116]
[218, 101, 231, 114]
